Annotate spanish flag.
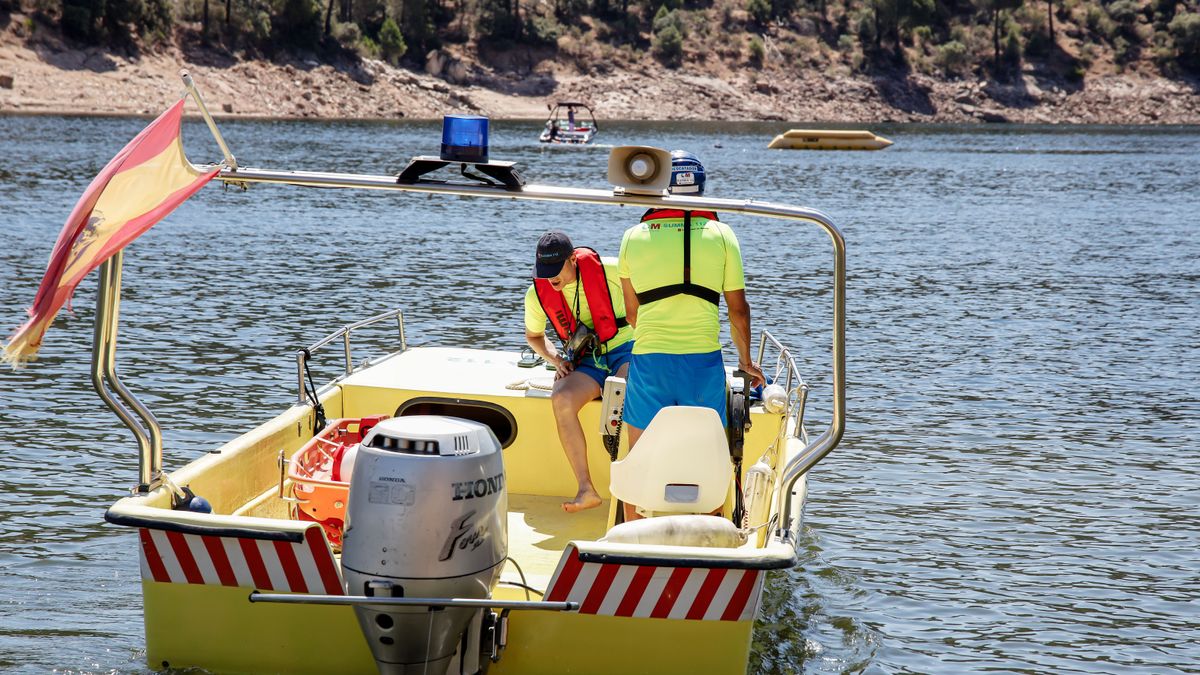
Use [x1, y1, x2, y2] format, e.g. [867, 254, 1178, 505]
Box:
[4, 98, 219, 366]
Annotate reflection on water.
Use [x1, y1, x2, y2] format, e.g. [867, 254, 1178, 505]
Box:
[1, 116, 1198, 674]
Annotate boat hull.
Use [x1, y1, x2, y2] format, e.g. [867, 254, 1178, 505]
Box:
[538, 129, 597, 144]
[142, 581, 377, 673]
[105, 347, 808, 674]
[133, 536, 791, 674]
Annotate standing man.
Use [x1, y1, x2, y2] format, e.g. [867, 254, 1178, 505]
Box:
[618, 150, 765, 457]
[525, 231, 635, 513]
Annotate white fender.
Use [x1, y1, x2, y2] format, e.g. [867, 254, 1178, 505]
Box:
[742, 456, 775, 544]
[601, 515, 747, 548]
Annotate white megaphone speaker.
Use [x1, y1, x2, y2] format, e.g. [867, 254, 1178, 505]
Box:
[608, 146, 672, 195]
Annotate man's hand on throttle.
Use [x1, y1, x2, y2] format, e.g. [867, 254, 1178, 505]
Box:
[739, 360, 766, 389]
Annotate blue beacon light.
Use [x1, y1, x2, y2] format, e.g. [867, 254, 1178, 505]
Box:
[440, 115, 489, 163]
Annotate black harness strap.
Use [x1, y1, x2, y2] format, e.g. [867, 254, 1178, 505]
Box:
[635, 284, 721, 305]
[635, 210, 721, 307]
[683, 210, 692, 287]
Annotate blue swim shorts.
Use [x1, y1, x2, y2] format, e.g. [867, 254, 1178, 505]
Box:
[624, 350, 727, 430]
[575, 340, 635, 389]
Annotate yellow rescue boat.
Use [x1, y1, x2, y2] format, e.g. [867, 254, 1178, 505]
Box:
[34, 77, 847, 675]
[768, 129, 893, 150]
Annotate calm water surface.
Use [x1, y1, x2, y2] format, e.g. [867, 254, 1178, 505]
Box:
[0, 116, 1197, 674]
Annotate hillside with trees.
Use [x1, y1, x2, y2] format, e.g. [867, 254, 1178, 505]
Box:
[0, 0, 1197, 121]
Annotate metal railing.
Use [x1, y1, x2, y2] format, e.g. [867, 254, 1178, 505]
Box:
[757, 330, 810, 445]
[295, 308, 407, 404]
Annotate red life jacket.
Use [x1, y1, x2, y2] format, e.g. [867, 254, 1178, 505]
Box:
[533, 247, 627, 343]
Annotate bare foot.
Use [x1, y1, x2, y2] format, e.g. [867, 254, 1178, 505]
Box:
[562, 488, 602, 513]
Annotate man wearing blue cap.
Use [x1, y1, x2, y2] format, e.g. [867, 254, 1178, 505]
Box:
[524, 231, 635, 513]
[618, 151, 765, 494]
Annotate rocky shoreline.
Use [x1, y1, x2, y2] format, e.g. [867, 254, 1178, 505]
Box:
[1, 37, 1198, 124]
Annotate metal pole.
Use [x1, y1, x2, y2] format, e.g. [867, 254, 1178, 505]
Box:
[775, 221, 845, 537]
[296, 350, 308, 405]
[90, 253, 158, 492]
[99, 253, 164, 481]
[248, 592, 578, 612]
[180, 70, 238, 170]
[795, 385, 809, 443]
[781, 348, 794, 393]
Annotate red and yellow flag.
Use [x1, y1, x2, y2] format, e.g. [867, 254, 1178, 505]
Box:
[4, 98, 219, 366]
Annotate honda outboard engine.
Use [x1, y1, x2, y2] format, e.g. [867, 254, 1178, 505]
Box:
[342, 415, 507, 675]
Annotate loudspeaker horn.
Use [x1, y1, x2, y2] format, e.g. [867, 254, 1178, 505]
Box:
[608, 146, 672, 195]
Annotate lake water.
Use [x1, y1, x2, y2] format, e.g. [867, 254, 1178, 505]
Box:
[0, 115, 1197, 674]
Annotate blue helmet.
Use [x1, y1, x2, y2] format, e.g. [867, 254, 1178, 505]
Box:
[669, 150, 705, 195]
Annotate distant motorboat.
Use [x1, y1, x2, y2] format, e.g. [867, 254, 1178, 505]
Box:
[540, 101, 598, 144]
[768, 129, 893, 150]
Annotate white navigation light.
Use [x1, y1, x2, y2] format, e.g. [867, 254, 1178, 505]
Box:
[440, 115, 489, 163]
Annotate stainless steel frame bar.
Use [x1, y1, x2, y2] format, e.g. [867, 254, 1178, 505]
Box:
[757, 330, 809, 441]
[181, 71, 238, 171]
[90, 252, 163, 493]
[296, 307, 407, 404]
[248, 592, 577, 612]
[212, 166, 845, 537]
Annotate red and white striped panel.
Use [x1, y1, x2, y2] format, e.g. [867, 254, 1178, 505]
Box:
[545, 546, 764, 621]
[137, 526, 343, 595]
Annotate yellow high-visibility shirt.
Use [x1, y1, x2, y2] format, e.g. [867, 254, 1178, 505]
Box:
[618, 214, 744, 355]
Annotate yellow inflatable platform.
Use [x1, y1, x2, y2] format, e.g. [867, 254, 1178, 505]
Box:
[768, 129, 893, 150]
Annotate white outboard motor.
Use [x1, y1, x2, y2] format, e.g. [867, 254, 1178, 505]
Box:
[342, 416, 507, 675]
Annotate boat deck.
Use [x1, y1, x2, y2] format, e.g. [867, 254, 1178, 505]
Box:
[337, 347, 606, 499]
[341, 347, 555, 400]
[335, 346, 780, 500]
[499, 494, 610, 597]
